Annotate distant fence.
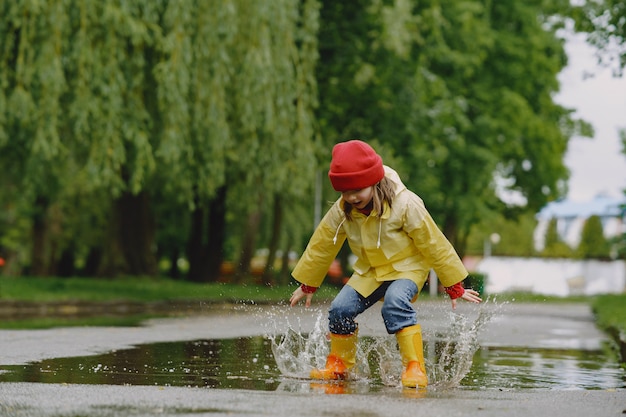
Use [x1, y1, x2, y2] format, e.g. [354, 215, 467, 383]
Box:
[471, 256, 626, 296]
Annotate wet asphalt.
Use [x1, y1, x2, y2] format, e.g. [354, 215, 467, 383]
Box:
[0, 300, 625, 417]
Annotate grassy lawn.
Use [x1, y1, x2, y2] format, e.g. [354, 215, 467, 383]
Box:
[0, 275, 341, 329]
[591, 294, 626, 337]
[0, 275, 349, 304]
[0, 275, 326, 303]
[590, 294, 626, 365]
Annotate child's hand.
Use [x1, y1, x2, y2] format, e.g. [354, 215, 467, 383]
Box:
[290, 286, 314, 307]
[451, 289, 482, 310]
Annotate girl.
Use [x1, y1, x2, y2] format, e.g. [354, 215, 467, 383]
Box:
[289, 140, 482, 388]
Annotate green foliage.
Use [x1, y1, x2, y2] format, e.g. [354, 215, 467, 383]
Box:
[0, 315, 157, 330]
[0, 0, 320, 277]
[315, 0, 587, 255]
[486, 292, 591, 305]
[545, 241, 574, 258]
[0, 275, 339, 304]
[464, 273, 486, 294]
[592, 294, 626, 339]
[571, 0, 626, 75]
[465, 212, 538, 257]
[609, 233, 626, 260]
[576, 215, 610, 259]
[0, 0, 595, 277]
[617, 132, 626, 260]
[541, 218, 573, 258]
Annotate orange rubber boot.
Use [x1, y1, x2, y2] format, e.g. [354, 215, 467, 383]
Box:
[396, 324, 428, 388]
[310, 331, 358, 380]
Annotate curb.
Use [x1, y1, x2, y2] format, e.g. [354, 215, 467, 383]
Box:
[606, 325, 626, 364]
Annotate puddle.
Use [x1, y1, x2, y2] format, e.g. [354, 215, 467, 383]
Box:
[467, 346, 625, 390]
[0, 338, 280, 390]
[1, 301, 624, 392]
[0, 336, 623, 391]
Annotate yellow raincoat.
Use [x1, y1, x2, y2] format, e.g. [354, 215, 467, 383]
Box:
[292, 166, 468, 298]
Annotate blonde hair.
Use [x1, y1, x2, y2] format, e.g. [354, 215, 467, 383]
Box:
[343, 176, 395, 221]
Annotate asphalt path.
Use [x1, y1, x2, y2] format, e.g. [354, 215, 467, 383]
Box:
[0, 300, 625, 417]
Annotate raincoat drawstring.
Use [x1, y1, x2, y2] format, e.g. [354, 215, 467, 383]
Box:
[333, 216, 382, 248]
[333, 218, 346, 245]
[333, 217, 383, 249]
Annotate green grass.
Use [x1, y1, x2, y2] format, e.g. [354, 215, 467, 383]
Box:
[591, 294, 626, 336]
[0, 314, 160, 329]
[591, 294, 626, 365]
[0, 275, 339, 304]
[485, 292, 591, 303]
[0, 275, 342, 329]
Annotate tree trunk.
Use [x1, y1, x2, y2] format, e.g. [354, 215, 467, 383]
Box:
[205, 186, 227, 282]
[186, 186, 227, 283]
[56, 247, 76, 277]
[443, 215, 465, 257]
[98, 191, 157, 276]
[278, 233, 293, 286]
[234, 206, 262, 284]
[82, 247, 102, 277]
[31, 195, 49, 276]
[186, 205, 206, 282]
[168, 248, 180, 279]
[118, 191, 157, 275]
[262, 195, 283, 286]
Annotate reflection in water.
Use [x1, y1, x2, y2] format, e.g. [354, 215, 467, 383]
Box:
[0, 325, 622, 391]
[0, 338, 281, 390]
[467, 346, 625, 390]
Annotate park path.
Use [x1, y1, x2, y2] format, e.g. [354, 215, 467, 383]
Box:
[0, 300, 624, 417]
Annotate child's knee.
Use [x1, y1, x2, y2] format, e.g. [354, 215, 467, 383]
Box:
[328, 301, 356, 321]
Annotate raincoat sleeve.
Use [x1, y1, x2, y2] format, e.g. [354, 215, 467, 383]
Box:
[403, 196, 468, 288]
[291, 201, 346, 288]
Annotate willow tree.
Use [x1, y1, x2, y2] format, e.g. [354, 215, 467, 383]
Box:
[155, 0, 319, 283]
[0, 1, 74, 275]
[0, 0, 319, 278]
[151, 1, 237, 282]
[0, 1, 166, 276]
[224, 0, 319, 283]
[60, 1, 166, 276]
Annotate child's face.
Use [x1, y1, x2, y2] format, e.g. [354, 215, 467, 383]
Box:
[341, 186, 375, 210]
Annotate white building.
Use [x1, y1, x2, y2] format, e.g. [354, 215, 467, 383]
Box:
[534, 194, 626, 251]
[474, 256, 626, 296]
[466, 195, 626, 297]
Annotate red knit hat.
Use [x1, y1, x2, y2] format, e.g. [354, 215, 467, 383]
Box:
[328, 140, 385, 192]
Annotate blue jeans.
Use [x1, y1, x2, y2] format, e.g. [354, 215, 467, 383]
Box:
[328, 279, 419, 335]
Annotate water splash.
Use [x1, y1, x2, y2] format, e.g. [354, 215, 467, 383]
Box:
[428, 304, 498, 390]
[268, 311, 329, 378]
[267, 297, 502, 390]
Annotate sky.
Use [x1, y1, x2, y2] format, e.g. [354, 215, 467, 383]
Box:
[555, 31, 626, 202]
